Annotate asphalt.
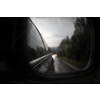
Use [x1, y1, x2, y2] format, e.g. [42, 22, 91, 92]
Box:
[54, 57, 76, 74]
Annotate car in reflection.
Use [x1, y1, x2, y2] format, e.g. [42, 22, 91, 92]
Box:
[18, 18, 55, 73]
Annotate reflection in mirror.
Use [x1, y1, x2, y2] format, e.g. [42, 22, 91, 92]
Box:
[27, 17, 92, 74]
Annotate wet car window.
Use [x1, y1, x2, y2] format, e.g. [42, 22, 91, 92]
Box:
[42, 37, 49, 53]
[25, 19, 45, 61]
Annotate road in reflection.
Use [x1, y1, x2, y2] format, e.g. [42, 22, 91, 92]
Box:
[52, 54, 76, 73]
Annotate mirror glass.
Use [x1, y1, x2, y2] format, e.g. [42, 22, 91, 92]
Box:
[26, 17, 92, 74]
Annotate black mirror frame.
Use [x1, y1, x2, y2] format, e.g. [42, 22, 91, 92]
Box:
[20, 17, 99, 83]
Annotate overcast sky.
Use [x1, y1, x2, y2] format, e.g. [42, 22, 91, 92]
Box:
[31, 17, 77, 47]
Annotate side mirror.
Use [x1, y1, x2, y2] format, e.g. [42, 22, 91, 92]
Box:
[0, 17, 98, 83]
[23, 17, 94, 74]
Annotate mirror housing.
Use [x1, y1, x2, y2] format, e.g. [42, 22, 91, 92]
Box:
[0, 17, 99, 83]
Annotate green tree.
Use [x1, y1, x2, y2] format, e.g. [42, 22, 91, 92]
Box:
[58, 17, 91, 61]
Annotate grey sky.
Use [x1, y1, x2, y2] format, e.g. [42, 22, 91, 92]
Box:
[30, 17, 77, 47]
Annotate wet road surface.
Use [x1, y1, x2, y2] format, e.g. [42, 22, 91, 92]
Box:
[54, 57, 75, 73]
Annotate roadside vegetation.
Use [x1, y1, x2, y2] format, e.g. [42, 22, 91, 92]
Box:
[58, 56, 89, 69]
[57, 17, 91, 69]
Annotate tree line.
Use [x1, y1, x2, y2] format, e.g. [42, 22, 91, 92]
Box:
[58, 17, 91, 62]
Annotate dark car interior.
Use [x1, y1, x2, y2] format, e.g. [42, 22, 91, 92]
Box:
[0, 17, 100, 84]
